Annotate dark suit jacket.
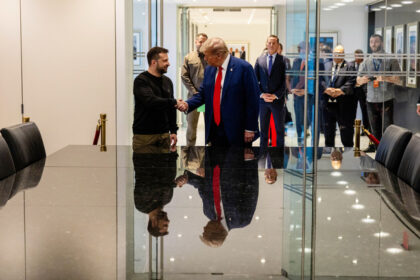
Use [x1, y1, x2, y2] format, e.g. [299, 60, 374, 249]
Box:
[240, 51, 246, 60]
[254, 53, 287, 102]
[323, 60, 356, 97]
[186, 56, 260, 145]
[186, 147, 259, 230]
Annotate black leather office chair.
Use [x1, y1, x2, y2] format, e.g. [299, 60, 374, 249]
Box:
[375, 125, 412, 174]
[1, 122, 46, 171]
[398, 133, 420, 192]
[0, 135, 16, 180]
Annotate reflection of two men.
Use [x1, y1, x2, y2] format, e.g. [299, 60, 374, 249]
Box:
[133, 145, 178, 237]
[178, 146, 259, 248]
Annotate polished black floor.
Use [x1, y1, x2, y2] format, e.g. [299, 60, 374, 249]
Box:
[0, 145, 419, 280]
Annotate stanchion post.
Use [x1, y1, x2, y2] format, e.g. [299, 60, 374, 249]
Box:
[100, 113, 107, 152]
[22, 117, 30, 123]
[354, 119, 361, 157]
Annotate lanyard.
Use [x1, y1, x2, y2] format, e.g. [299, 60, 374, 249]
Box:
[373, 59, 382, 72]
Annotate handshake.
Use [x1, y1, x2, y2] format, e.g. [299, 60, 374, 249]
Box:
[175, 99, 189, 112]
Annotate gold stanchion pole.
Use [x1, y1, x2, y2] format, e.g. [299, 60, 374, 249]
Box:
[354, 119, 361, 157]
[22, 117, 30, 123]
[100, 113, 107, 152]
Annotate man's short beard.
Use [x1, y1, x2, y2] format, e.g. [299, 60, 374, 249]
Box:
[372, 45, 383, 53]
[157, 66, 167, 74]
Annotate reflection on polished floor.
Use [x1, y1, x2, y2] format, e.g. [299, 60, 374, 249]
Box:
[0, 145, 419, 280]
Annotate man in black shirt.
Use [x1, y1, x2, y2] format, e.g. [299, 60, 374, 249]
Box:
[133, 47, 180, 152]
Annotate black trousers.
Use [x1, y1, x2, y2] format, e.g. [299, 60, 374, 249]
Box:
[354, 86, 370, 130]
[366, 99, 394, 141]
[324, 101, 356, 147]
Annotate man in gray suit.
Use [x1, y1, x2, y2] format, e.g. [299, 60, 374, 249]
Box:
[181, 33, 208, 146]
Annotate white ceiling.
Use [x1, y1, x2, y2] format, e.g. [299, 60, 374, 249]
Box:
[189, 8, 272, 25]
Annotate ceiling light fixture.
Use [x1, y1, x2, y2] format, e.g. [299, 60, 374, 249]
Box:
[344, 189, 356, 195]
[401, 1, 413, 4]
[391, 4, 402, 7]
[387, 248, 403, 254]
[352, 204, 365, 209]
[374, 232, 390, 238]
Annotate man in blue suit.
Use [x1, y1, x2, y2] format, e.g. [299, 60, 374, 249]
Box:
[254, 35, 286, 148]
[177, 37, 260, 147]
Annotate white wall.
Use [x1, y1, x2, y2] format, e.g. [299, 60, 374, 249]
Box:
[0, 0, 120, 155]
[320, 5, 369, 54]
[197, 23, 271, 67]
[0, 0, 22, 128]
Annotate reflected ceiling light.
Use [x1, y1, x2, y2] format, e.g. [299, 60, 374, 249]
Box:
[371, 8, 382, 11]
[177, 234, 182, 238]
[323, 8, 332, 11]
[327, 216, 332, 221]
[296, 237, 302, 241]
[337, 181, 348, 185]
[362, 215, 375, 223]
[352, 204, 365, 209]
[255, 216, 260, 220]
[374, 232, 390, 238]
[352, 259, 358, 264]
[417, 9, 420, 13]
[247, 9, 256, 25]
[387, 248, 403, 254]
[336, 3, 345, 6]
[391, 4, 402, 7]
[380, 5, 387, 8]
[184, 215, 188, 219]
[331, 171, 342, 177]
[344, 189, 356, 195]
[342, 0, 353, 2]
[261, 258, 266, 264]
[401, 1, 413, 4]
[338, 236, 343, 240]
[298, 248, 312, 253]
[188, 195, 193, 200]
[318, 197, 322, 203]
[170, 257, 175, 262]
[355, 198, 359, 203]
[386, 7, 393, 10]
[257, 235, 263, 239]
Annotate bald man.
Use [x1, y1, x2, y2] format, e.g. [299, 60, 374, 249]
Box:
[322, 45, 356, 147]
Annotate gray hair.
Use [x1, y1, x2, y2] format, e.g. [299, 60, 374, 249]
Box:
[200, 37, 229, 56]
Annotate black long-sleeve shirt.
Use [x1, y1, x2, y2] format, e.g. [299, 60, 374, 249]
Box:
[133, 71, 178, 135]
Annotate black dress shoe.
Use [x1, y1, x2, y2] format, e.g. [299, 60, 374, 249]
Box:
[363, 145, 376, 153]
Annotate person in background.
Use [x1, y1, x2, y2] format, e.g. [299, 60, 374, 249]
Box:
[254, 35, 287, 148]
[322, 45, 356, 147]
[181, 33, 208, 146]
[353, 49, 371, 134]
[357, 34, 401, 152]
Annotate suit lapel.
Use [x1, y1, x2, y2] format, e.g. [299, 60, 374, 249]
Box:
[221, 57, 235, 103]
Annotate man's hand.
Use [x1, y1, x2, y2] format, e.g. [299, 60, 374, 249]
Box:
[261, 93, 277, 103]
[324, 88, 334, 96]
[175, 174, 188, 187]
[357, 76, 369, 86]
[291, 89, 305, 96]
[417, 104, 420, 116]
[170, 134, 177, 150]
[176, 99, 189, 112]
[244, 131, 255, 143]
[332, 88, 344, 97]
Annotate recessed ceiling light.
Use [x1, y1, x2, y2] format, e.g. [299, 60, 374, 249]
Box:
[336, 3, 345, 6]
[352, 259, 358, 264]
[387, 248, 403, 254]
[417, 9, 420, 13]
[401, 1, 413, 4]
[323, 8, 332, 11]
[371, 8, 382, 11]
[338, 236, 343, 240]
[331, 171, 342, 177]
[261, 258, 266, 264]
[170, 257, 175, 262]
[361, 215, 375, 223]
[386, 7, 393, 10]
[380, 5, 387, 8]
[327, 216, 332, 221]
[337, 181, 348, 185]
[391, 4, 402, 7]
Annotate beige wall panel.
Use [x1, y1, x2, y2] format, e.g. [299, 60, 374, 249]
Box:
[21, 0, 116, 154]
[0, 0, 22, 128]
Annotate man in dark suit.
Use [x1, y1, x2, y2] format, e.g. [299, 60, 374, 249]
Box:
[254, 35, 286, 148]
[322, 45, 356, 147]
[177, 146, 259, 247]
[240, 46, 246, 60]
[177, 37, 260, 147]
[353, 49, 370, 133]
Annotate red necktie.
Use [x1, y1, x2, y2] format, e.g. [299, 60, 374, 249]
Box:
[213, 66, 223, 126]
[212, 165, 222, 220]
